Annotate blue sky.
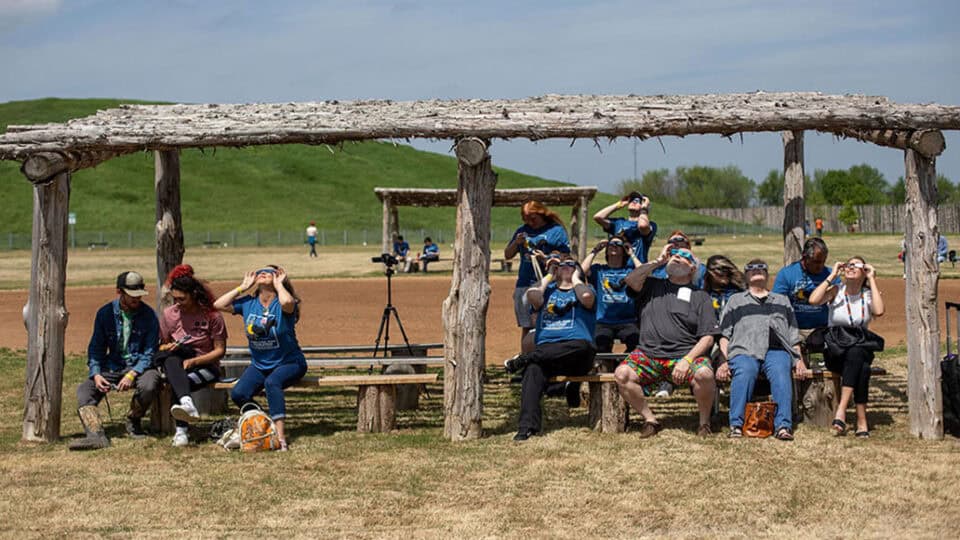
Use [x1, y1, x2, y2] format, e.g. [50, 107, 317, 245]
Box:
[2, 0, 958, 196]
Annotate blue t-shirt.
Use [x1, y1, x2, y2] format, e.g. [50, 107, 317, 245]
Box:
[508, 222, 570, 288]
[651, 262, 707, 289]
[232, 295, 305, 370]
[393, 241, 410, 257]
[588, 264, 637, 325]
[771, 261, 833, 329]
[708, 285, 743, 317]
[534, 283, 597, 344]
[604, 218, 657, 264]
[424, 243, 439, 255]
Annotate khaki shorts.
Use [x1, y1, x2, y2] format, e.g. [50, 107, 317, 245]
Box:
[513, 287, 536, 329]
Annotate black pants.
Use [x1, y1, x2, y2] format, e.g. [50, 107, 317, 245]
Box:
[825, 345, 874, 404]
[518, 339, 595, 432]
[77, 369, 161, 417]
[594, 323, 640, 353]
[157, 350, 220, 428]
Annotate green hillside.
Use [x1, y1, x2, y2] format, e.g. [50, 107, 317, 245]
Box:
[0, 98, 741, 244]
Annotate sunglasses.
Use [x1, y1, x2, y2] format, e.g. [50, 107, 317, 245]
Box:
[256, 268, 277, 275]
[744, 263, 768, 272]
[558, 260, 578, 268]
[607, 239, 624, 247]
[845, 262, 865, 270]
[667, 236, 689, 245]
[630, 198, 643, 204]
[670, 249, 696, 263]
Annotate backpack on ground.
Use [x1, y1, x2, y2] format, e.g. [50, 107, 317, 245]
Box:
[943, 302, 960, 437]
[237, 402, 281, 452]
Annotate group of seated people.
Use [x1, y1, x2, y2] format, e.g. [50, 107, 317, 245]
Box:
[504, 195, 885, 442]
[392, 235, 440, 272]
[70, 264, 307, 451]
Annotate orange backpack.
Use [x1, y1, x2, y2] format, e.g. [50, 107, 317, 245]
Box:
[238, 403, 281, 452]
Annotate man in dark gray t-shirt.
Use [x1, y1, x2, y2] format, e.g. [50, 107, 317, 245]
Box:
[615, 243, 719, 438]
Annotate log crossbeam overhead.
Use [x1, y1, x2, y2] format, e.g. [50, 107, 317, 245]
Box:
[3, 92, 960, 163]
[832, 129, 946, 158]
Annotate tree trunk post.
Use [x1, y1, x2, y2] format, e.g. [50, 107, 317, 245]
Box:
[389, 206, 400, 246]
[782, 130, 805, 266]
[570, 202, 581, 261]
[381, 196, 392, 254]
[155, 150, 184, 312]
[22, 170, 71, 442]
[443, 137, 496, 441]
[578, 195, 589, 261]
[904, 148, 944, 439]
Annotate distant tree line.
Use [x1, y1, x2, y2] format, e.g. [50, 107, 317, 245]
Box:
[618, 164, 957, 211]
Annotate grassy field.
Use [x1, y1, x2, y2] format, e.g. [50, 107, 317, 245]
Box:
[1, 345, 958, 538]
[0, 98, 736, 239]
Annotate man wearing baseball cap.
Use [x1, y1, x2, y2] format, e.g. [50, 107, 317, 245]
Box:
[69, 271, 161, 450]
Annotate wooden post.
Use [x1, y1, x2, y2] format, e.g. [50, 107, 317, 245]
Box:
[22, 171, 71, 442]
[588, 357, 628, 433]
[357, 385, 397, 433]
[155, 150, 184, 311]
[904, 148, 944, 439]
[381, 196, 392, 254]
[389, 205, 400, 247]
[578, 195, 589, 261]
[782, 130, 805, 266]
[442, 138, 496, 440]
[570, 202, 581, 261]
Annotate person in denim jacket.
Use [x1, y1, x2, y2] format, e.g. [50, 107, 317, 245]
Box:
[69, 271, 160, 451]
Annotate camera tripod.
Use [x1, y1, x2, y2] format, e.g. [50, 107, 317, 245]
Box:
[373, 265, 414, 357]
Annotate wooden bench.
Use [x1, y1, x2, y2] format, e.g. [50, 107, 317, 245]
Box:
[492, 258, 515, 272]
[213, 373, 439, 433]
[202, 240, 226, 248]
[87, 241, 109, 250]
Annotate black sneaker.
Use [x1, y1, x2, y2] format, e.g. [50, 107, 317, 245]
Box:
[504, 354, 528, 374]
[565, 381, 582, 408]
[125, 417, 147, 439]
[513, 428, 538, 442]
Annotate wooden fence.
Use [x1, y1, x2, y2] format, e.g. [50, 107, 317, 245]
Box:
[695, 204, 960, 234]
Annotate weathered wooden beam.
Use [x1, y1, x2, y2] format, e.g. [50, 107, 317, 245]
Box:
[22, 171, 70, 443]
[381, 196, 391, 255]
[374, 187, 598, 208]
[833, 129, 945, 158]
[904, 149, 944, 439]
[443, 137, 495, 441]
[578, 195, 590, 261]
[4, 93, 958, 159]
[570, 202, 581, 262]
[20, 150, 127, 182]
[155, 150, 184, 312]
[782, 130, 805, 266]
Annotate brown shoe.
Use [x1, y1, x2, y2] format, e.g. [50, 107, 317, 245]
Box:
[697, 424, 713, 437]
[638, 421, 662, 439]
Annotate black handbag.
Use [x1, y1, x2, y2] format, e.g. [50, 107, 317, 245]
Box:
[824, 326, 884, 357]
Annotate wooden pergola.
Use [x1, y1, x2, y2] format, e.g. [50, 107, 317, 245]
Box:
[3, 92, 959, 442]
[373, 186, 598, 260]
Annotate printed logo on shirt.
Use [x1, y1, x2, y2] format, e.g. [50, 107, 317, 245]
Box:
[600, 276, 629, 304]
[542, 297, 576, 330]
[245, 313, 279, 350]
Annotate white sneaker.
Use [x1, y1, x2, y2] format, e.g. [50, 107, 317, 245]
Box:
[172, 431, 189, 447]
[170, 398, 200, 423]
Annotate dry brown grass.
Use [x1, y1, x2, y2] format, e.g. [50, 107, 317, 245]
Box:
[1, 348, 958, 538]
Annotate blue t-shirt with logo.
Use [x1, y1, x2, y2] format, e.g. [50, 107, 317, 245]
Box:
[772, 261, 834, 329]
[588, 264, 637, 325]
[508, 222, 570, 288]
[708, 285, 743, 317]
[605, 218, 657, 264]
[232, 295, 305, 370]
[534, 283, 597, 344]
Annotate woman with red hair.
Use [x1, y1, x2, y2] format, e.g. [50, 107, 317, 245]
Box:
[155, 264, 227, 447]
[504, 201, 570, 349]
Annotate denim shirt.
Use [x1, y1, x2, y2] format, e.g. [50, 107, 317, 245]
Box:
[87, 299, 159, 377]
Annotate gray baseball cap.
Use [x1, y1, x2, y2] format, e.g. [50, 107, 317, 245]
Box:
[116, 271, 149, 297]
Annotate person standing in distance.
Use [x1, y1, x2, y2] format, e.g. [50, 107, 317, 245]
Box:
[593, 191, 657, 264]
[306, 221, 318, 258]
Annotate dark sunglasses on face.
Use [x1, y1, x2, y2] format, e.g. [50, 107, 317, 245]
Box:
[630, 198, 642, 204]
[744, 263, 768, 272]
[558, 260, 578, 268]
[256, 268, 277, 275]
[670, 249, 696, 263]
[667, 236, 688, 245]
[607, 239, 624, 247]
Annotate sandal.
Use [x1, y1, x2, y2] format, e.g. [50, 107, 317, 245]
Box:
[775, 427, 794, 441]
[831, 419, 847, 436]
[855, 430, 870, 438]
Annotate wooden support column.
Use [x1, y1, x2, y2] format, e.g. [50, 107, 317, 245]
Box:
[574, 196, 589, 260]
[389, 205, 400, 247]
[381, 196, 392, 254]
[904, 149, 943, 439]
[155, 150, 184, 311]
[782, 130, 805, 266]
[569, 202, 580, 261]
[442, 138, 496, 441]
[22, 171, 71, 442]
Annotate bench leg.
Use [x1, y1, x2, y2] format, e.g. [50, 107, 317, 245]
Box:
[383, 363, 421, 411]
[149, 384, 174, 435]
[192, 386, 228, 416]
[357, 384, 397, 433]
[799, 377, 839, 427]
[588, 381, 629, 433]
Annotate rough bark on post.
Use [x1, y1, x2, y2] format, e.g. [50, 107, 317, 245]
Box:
[22, 171, 71, 442]
[782, 130, 805, 266]
[155, 150, 184, 311]
[443, 137, 495, 441]
[904, 149, 943, 439]
[577, 195, 590, 260]
[588, 356, 628, 432]
[357, 385, 397, 433]
[389, 206, 400, 248]
[569, 202, 581, 261]
[381, 196, 392, 254]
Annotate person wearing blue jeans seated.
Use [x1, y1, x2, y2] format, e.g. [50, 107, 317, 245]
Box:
[504, 254, 597, 441]
[716, 259, 808, 440]
[418, 237, 440, 271]
[214, 265, 306, 451]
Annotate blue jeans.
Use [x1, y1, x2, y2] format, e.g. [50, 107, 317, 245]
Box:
[231, 360, 307, 420]
[728, 351, 793, 431]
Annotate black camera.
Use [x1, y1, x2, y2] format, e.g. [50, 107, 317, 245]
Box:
[372, 253, 398, 266]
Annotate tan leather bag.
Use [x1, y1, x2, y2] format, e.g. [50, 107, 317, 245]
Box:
[743, 402, 776, 438]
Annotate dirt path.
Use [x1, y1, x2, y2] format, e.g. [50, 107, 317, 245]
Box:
[1, 276, 956, 363]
